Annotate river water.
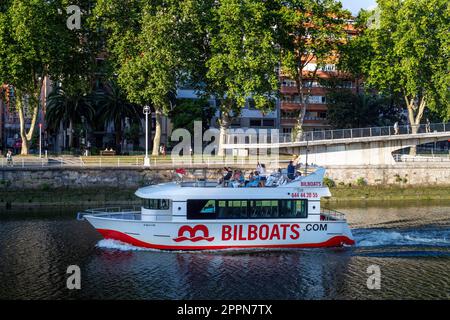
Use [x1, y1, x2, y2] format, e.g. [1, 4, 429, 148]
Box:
[0, 201, 449, 300]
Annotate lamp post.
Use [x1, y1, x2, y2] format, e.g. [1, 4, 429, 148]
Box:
[143, 105, 150, 167]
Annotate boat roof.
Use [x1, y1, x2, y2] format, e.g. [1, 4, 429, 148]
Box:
[135, 167, 331, 200]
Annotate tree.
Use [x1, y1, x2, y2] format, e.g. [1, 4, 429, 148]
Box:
[276, 0, 351, 140]
[92, 0, 204, 155]
[46, 87, 95, 149]
[205, 0, 279, 155]
[0, 0, 90, 154]
[339, 0, 450, 155]
[326, 89, 401, 129]
[168, 98, 215, 134]
[94, 81, 142, 153]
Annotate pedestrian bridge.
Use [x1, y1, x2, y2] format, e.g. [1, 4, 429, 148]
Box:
[223, 122, 450, 165]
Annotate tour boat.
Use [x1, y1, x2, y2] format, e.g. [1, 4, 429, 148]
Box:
[79, 166, 355, 250]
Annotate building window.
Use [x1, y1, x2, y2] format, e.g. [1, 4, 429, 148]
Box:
[262, 119, 275, 127]
[322, 64, 336, 72]
[249, 119, 275, 127]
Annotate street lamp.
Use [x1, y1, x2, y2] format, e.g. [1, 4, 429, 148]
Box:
[143, 105, 151, 167]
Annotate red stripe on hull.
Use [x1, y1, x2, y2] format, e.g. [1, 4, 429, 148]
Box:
[96, 228, 355, 250]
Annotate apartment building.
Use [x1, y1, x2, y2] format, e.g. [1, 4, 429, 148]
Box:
[279, 20, 359, 135]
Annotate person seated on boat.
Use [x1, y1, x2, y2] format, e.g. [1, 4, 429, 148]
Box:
[228, 170, 244, 188]
[287, 161, 295, 180]
[265, 173, 278, 187]
[256, 162, 267, 187]
[175, 168, 186, 182]
[219, 167, 233, 186]
[235, 170, 245, 186]
[244, 171, 254, 187]
[294, 170, 302, 180]
[246, 171, 261, 187]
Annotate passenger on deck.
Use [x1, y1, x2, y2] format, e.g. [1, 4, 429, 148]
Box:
[257, 163, 267, 187]
[245, 172, 260, 187]
[287, 161, 295, 180]
[230, 170, 245, 188]
[219, 167, 233, 186]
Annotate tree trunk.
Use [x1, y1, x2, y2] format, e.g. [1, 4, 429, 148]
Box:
[17, 89, 40, 155]
[68, 119, 74, 149]
[405, 96, 426, 156]
[115, 119, 122, 154]
[293, 63, 317, 142]
[217, 108, 231, 157]
[152, 109, 162, 156]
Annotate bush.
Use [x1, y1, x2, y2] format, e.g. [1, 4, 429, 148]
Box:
[41, 183, 51, 191]
[356, 177, 367, 186]
[323, 177, 336, 188]
[394, 174, 408, 184]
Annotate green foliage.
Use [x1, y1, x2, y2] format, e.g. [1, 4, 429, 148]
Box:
[340, 0, 450, 122]
[394, 174, 408, 184]
[0, 0, 92, 153]
[206, 0, 279, 116]
[0, 180, 11, 189]
[168, 98, 215, 133]
[41, 183, 51, 191]
[277, 0, 351, 134]
[325, 88, 402, 129]
[124, 123, 142, 147]
[356, 177, 367, 186]
[46, 87, 95, 132]
[323, 177, 336, 188]
[92, 0, 202, 110]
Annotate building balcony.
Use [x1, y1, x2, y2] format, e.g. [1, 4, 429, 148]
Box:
[280, 87, 327, 95]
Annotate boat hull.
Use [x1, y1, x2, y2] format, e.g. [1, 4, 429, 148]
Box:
[85, 216, 355, 250]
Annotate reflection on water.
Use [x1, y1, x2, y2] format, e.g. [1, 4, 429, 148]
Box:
[0, 202, 449, 300]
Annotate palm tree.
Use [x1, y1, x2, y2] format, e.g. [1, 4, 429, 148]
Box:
[94, 82, 142, 153]
[46, 87, 95, 149]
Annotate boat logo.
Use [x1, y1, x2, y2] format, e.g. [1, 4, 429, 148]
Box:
[173, 225, 215, 242]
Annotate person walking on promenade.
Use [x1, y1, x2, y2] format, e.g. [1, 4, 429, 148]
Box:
[394, 122, 399, 135]
[426, 118, 431, 133]
[6, 149, 13, 167]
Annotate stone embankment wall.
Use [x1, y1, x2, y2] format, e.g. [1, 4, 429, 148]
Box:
[0, 163, 449, 190]
[325, 163, 450, 186]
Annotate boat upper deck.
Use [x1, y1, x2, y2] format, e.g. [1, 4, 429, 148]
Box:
[135, 167, 331, 200]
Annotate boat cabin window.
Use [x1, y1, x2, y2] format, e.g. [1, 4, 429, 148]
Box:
[187, 199, 307, 220]
[142, 199, 170, 210]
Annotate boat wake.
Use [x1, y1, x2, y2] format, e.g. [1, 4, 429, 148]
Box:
[96, 239, 154, 251]
[354, 228, 450, 247]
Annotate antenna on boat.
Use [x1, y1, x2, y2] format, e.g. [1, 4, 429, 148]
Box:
[304, 132, 309, 176]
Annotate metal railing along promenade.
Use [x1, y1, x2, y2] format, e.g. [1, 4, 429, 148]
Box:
[273, 122, 450, 143]
[0, 155, 290, 169]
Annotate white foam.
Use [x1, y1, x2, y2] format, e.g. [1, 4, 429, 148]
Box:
[355, 229, 450, 247]
[96, 239, 154, 251]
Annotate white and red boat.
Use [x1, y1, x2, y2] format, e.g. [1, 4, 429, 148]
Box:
[80, 167, 355, 250]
